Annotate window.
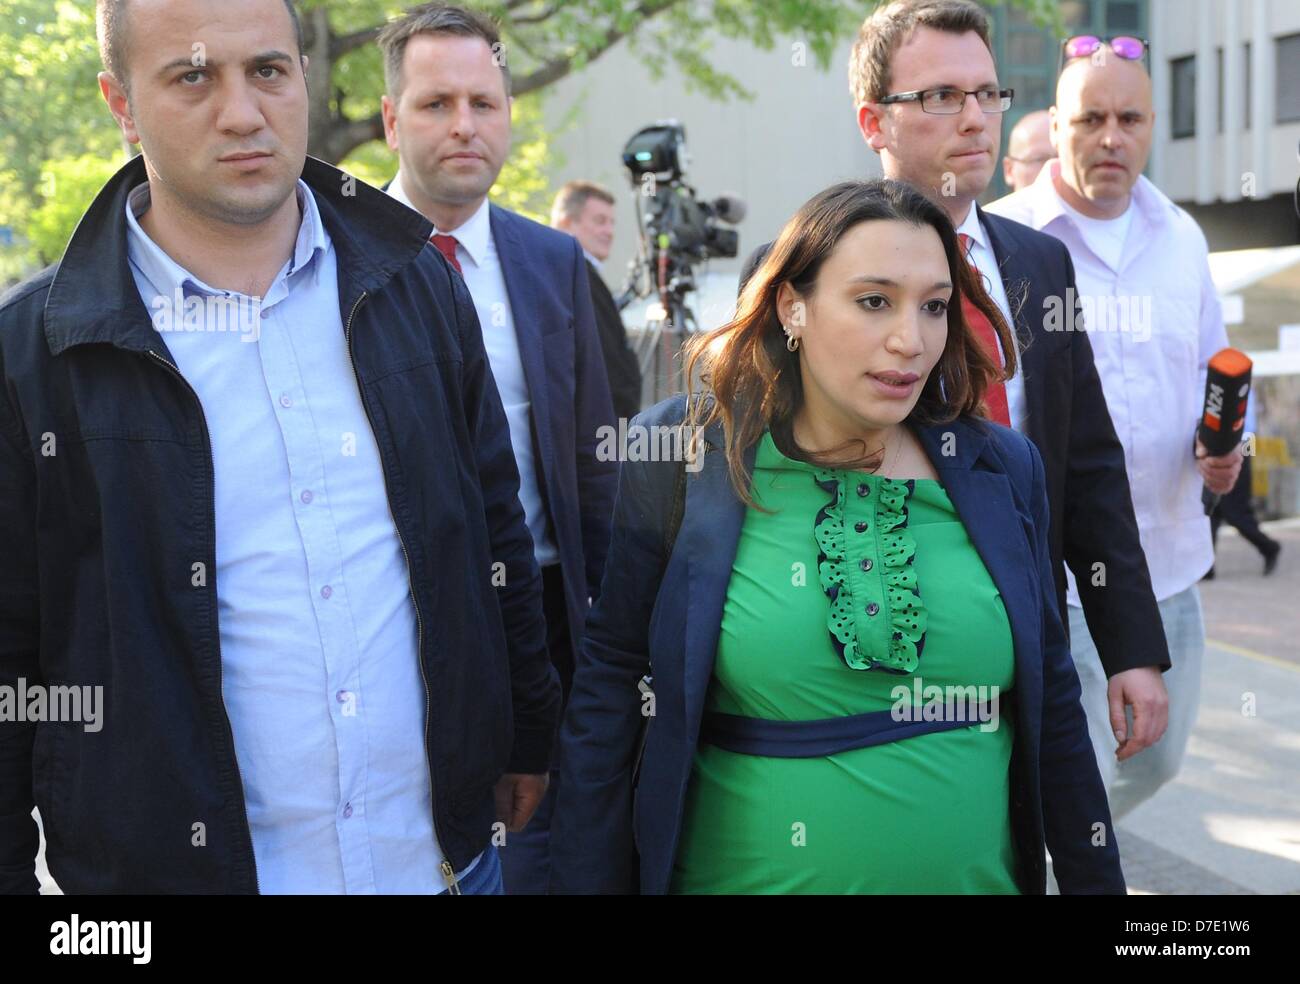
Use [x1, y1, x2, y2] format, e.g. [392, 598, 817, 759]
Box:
[1278, 34, 1300, 123]
[1245, 42, 1251, 128]
[1217, 47, 1222, 133]
[1107, 1, 1141, 32]
[1171, 55, 1195, 138]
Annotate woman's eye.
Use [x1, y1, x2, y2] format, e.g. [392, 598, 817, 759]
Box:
[923, 299, 949, 316]
[857, 294, 888, 310]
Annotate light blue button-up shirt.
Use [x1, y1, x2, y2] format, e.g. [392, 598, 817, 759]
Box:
[125, 181, 479, 893]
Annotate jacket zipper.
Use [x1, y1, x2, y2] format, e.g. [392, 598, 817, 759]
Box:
[342, 292, 460, 895]
[145, 348, 261, 895]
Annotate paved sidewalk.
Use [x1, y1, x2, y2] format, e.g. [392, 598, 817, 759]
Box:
[1111, 517, 1300, 895]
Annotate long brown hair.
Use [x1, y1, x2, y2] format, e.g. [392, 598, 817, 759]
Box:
[683, 178, 1015, 508]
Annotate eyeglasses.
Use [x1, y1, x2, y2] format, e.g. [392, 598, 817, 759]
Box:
[878, 86, 1014, 115]
[1058, 35, 1150, 74]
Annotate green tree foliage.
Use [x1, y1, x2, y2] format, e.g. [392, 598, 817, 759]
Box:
[0, 0, 1059, 280]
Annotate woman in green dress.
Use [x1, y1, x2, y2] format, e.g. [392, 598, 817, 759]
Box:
[551, 179, 1125, 895]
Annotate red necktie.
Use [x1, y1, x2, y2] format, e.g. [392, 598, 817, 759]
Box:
[958, 233, 1011, 428]
[430, 234, 462, 274]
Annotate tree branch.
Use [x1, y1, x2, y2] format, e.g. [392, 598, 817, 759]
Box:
[511, 0, 683, 96]
[330, 25, 384, 61]
[325, 112, 385, 163]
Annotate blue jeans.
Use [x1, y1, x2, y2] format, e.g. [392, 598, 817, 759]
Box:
[439, 844, 504, 895]
[1068, 584, 1205, 821]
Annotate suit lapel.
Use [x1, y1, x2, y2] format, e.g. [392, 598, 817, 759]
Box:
[916, 420, 1041, 740]
[682, 427, 755, 733]
[490, 205, 554, 478]
[980, 208, 1049, 451]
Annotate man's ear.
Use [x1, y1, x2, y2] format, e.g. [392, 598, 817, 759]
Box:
[1048, 105, 1060, 152]
[98, 71, 140, 146]
[301, 54, 310, 92]
[381, 94, 402, 151]
[857, 102, 888, 153]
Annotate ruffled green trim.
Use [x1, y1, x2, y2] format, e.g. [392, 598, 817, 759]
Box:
[813, 469, 927, 673]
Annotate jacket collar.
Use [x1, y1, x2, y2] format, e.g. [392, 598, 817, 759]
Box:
[44, 154, 434, 357]
[976, 203, 1018, 267]
[680, 411, 1008, 725]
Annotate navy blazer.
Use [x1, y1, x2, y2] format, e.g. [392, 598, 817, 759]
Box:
[485, 205, 619, 668]
[551, 395, 1125, 895]
[380, 186, 619, 670]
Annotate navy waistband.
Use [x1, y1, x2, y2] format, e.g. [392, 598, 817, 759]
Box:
[699, 702, 997, 758]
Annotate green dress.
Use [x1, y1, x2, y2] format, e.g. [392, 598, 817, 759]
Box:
[669, 431, 1020, 894]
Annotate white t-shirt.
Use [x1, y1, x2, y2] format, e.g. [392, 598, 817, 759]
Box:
[1060, 197, 1133, 272]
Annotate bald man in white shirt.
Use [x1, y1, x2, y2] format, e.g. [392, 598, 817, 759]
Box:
[988, 47, 1242, 821]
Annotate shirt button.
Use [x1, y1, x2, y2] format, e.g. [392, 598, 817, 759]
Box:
[279, 394, 292, 408]
[336, 690, 350, 703]
[857, 483, 870, 497]
[342, 803, 353, 819]
[855, 521, 868, 533]
[865, 602, 880, 616]
[300, 489, 313, 504]
[320, 584, 333, 599]
[860, 557, 873, 572]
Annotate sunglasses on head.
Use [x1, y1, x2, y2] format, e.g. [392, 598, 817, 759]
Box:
[1058, 35, 1150, 74]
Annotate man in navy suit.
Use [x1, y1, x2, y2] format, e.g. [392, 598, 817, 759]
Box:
[745, 0, 1169, 781]
[377, 2, 617, 893]
[847, 0, 1171, 770]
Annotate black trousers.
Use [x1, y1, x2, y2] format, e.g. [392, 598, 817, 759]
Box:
[498, 563, 572, 895]
[1211, 457, 1277, 557]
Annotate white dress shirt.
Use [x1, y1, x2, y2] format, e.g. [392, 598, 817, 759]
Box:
[388, 172, 558, 567]
[987, 161, 1228, 604]
[126, 181, 478, 892]
[954, 205, 1028, 432]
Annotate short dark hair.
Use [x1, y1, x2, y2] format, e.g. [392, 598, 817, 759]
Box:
[96, 0, 304, 92]
[848, 0, 993, 106]
[378, 2, 511, 103]
[551, 180, 616, 226]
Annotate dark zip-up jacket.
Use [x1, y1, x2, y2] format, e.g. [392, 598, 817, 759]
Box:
[0, 155, 561, 894]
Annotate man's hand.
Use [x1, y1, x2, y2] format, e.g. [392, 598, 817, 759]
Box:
[1195, 437, 1243, 496]
[494, 772, 550, 833]
[1107, 666, 1169, 762]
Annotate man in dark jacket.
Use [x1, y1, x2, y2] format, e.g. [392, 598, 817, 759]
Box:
[376, 3, 618, 894]
[0, 0, 558, 894]
[552, 180, 643, 419]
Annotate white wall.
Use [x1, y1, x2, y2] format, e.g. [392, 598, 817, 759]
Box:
[1154, 0, 1300, 203]
[541, 31, 881, 284]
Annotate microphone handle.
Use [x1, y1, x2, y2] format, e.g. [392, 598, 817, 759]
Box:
[1202, 485, 1221, 516]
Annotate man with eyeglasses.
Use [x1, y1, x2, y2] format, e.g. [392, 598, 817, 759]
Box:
[1003, 110, 1055, 192]
[842, 2, 1173, 799]
[988, 36, 1242, 823]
